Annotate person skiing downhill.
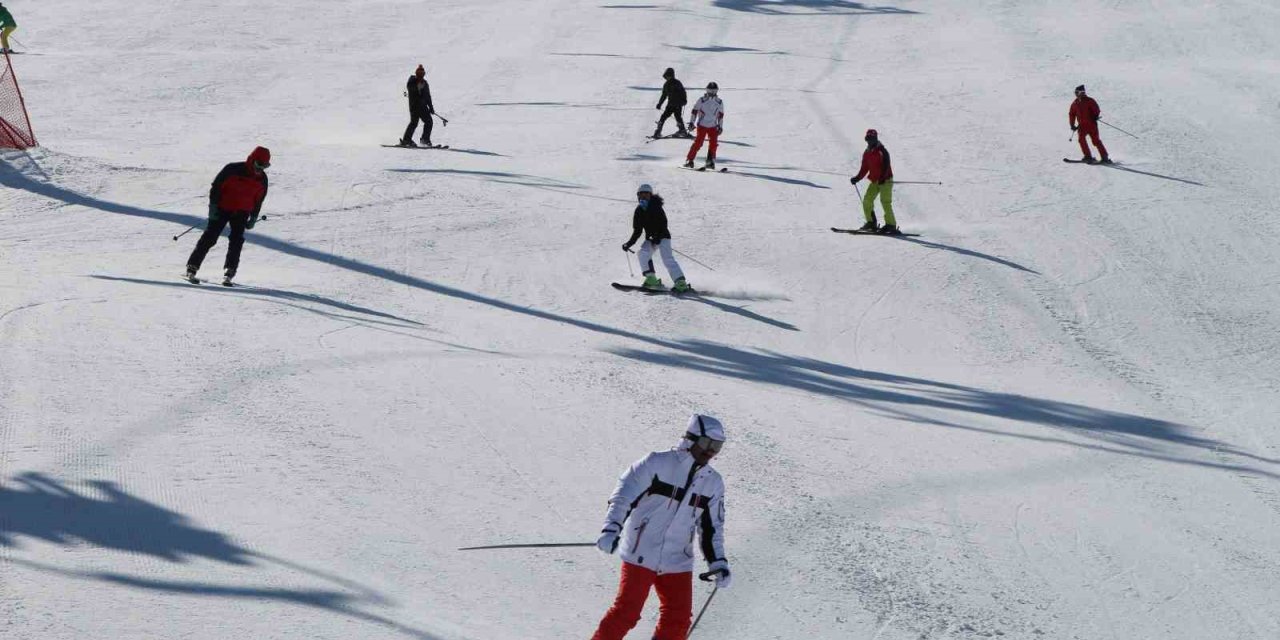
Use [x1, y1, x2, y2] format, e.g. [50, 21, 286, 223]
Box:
[591, 414, 732, 640]
[850, 129, 900, 235]
[684, 82, 724, 170]
[185, 147, 270, 286]
[654, 67, 689, 139]
[622, 183, 691, 293]
[1069, 85, 1111, 164]
[400, 64, 438, 148]
[0, 2, 16, 54]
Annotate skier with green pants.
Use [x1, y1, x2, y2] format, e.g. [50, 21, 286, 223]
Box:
[0, 3, 17, 54]
[849, 129, 900, 235]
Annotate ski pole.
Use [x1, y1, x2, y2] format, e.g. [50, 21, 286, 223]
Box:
[172, 224, 200, 241]
[457, 542, 595, 551]
[673, 248, 716, 272]
[624, 248, 635, 277]
[433, 112, 450, 126]
[688, 584, 720, 638]
[1099, 119, 1139, 139]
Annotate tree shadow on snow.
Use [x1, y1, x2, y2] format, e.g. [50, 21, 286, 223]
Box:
[0, 473, 446, 639]
[712, 0, 920, 15]
[6, 157, 1274, 481]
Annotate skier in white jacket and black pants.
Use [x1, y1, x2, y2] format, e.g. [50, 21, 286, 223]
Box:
[684, 82, 724, 170]
[591, 414, 731, 640]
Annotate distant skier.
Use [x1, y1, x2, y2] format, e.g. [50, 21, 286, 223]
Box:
[1069, 85, 1111, 164]
[400, 64, 440, 148]
[591, 414, 731, 640]
[0, 2, 16, 54]
[684, 82, 724, 170]
[185, 147, 271, 286]
[622, 183, 691, 293]
[653, 67, 688, 139]
[849, 129, 900, 235]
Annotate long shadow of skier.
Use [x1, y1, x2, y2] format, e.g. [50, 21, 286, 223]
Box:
[712, 0, 920, 15]
[1100, 163, 1205, 187]
[888, 236, 1040, 274]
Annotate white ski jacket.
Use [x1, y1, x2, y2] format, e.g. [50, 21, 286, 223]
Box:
[601, 442, 727, 575]
[690, 95, 724, 130]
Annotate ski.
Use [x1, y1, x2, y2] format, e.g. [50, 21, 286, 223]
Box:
[1063, 158, 1099, 164]
[612, 282, 697, 296]
[646, 133, 693, 142]
[830, 227, 921, 237]
[383, 144, 450, 150]
[183, 275, 202, 285]
[680, 165, 728, 173]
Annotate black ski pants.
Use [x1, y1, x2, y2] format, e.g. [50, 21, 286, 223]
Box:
[404, 109, 434, 143]
[187, 211, 249, 276]
[657, 103, 687, 135]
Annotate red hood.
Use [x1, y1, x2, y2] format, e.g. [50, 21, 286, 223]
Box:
[247, 146, 271, 171]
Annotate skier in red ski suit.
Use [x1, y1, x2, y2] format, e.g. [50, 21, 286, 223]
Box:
[1069, 85, 1111, 164]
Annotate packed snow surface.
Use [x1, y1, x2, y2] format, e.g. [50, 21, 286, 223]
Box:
[3, 1, 1279, 638]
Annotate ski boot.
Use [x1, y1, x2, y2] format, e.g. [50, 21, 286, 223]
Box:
[1081, 154, 1096, 164]
[184, 266, 199, 284]
[1100, 155, 1113, 165]
[641, 273, 664, 290]
[703, 161, 716, 171]
[676, 129, 692, 139]
[683, 159, 695, 169]
[652, 127, 663, 139]
[420, 138, 432, 147]
[672, 277, 692, 293]
[878, 224, 902, 236]
[858, 220, 880, 232]
[399, 138, 417, 148]
[221, 270, 235, 287]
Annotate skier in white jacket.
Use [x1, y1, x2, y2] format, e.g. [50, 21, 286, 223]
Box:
[590, 414, 731, 640]
[684, 82, 724, 170]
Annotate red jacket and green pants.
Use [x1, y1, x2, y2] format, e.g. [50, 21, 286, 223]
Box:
[852, 144, 895, 227]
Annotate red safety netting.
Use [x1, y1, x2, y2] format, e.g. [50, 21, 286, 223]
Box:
[0, 51, 37, 149]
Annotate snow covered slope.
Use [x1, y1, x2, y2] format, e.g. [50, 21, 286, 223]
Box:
[3, 1, 1279, 638]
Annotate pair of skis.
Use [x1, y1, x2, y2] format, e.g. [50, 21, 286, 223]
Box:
[611, 282, 697, 296]
[383, 143, 451, 150]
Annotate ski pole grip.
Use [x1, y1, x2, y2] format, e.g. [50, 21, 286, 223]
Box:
[699, 569, 726, 582]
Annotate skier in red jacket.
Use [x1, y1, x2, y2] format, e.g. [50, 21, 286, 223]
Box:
[1069, 85, 1111, 164]
[849, 129, 899, 235]
[185, 147, 271, 286]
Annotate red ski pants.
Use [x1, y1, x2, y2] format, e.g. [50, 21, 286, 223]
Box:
[1077, 127, 1108, 158]
[591, 562, 692, 640]
[685, 126, 719, 163]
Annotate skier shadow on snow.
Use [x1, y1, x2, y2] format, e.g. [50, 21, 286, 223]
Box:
[388, 168, 633, 203]
[687, 296, 798, 331]
[87, 275, 426, 328]
[0, 473, 447, 640]
[728, 169, 829, 189]
[712, 0, 920, 15]
[889, 236, 1039, 274]
[666, 44, 784, 55]
[1100, 163, 1205, 187]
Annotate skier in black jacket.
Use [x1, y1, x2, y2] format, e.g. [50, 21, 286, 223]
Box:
[654, 68, 689, 139]
[401, 64, 437, 147]
[622, 183, 690, 292]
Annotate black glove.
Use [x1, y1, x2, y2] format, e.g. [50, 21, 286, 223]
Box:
[1071, 125, 1078, 132]
[622, 241, 634, 252]
[208, 204, 222, 223]
[850, 177, 859, 186]
[246, 214, 259, 230]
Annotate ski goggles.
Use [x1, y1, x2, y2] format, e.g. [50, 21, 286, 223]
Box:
[686, 434, 724, 454]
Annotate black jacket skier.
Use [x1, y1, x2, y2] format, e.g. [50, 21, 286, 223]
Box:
[402, 64, 437, 146]
[624, 194, 671, 249]
[654, 68, 688, 138]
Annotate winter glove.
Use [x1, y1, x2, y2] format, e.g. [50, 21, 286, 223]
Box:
[207, 204, 222, 223]
[1071, 125, 1078, 132]
[596, 525, 621, 555]
[849, 177, 860, 186]
[716, 125, 723, 135]
[246, 214, 259, 230]
[622, 241, 634, 252]
[705, 560, 732, 589]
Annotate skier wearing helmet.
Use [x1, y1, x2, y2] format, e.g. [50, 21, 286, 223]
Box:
[653, 67, 689, 139]
[684, 82, 724, 170]
[849, 129, 900, 235]
[1069, 85, 1111, 164]
[590, 414, 731, 640]
[186, 147, 271, 286]
[622, 183, 691, 293]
